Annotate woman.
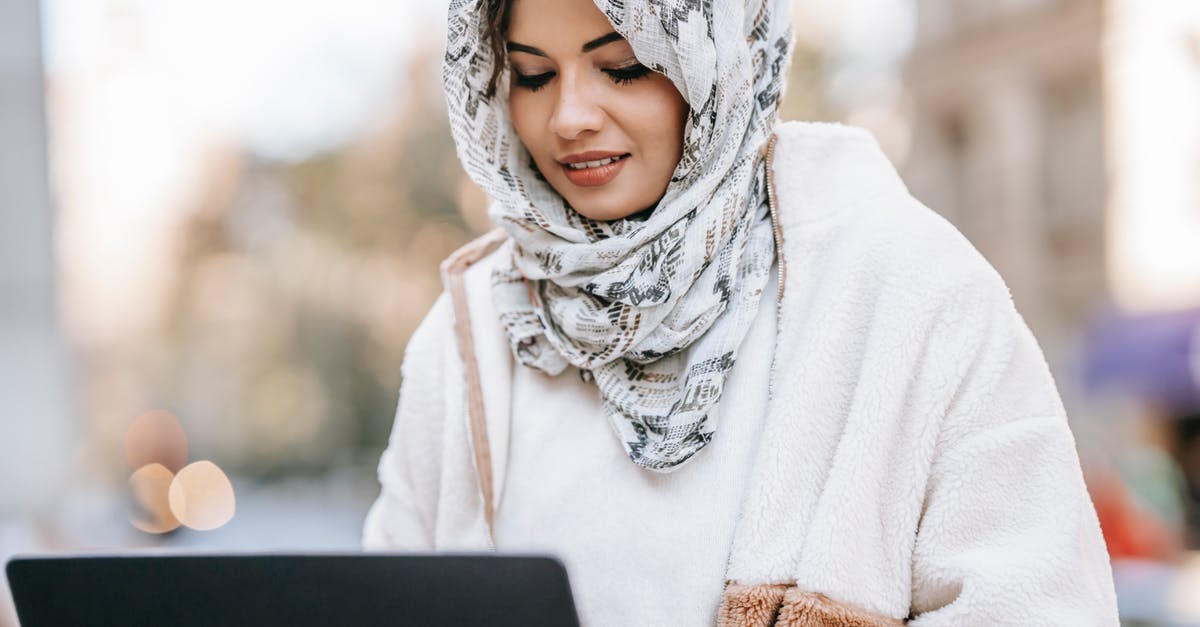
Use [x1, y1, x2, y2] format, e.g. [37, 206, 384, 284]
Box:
[364, 0, 1120, 624]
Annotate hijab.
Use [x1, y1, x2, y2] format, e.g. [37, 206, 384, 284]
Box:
[443, 0, 794, 472]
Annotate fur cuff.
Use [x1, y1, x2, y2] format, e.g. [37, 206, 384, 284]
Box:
[717, 582, 905, 627]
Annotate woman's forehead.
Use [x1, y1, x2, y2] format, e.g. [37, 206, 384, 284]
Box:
[506, 0, 621, 50]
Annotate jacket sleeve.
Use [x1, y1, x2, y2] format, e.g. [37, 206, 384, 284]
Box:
[362, 293, 452, 551]
[907, 276, 1119, 625]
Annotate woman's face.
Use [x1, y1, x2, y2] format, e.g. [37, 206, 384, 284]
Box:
[505, 0, 690, 222]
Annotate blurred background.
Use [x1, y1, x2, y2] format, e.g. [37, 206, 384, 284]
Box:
[2, 0, 1199, 624]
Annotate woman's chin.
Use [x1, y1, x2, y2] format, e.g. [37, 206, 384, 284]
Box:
[563, 191, 660, 222]
[571, 204, 642, 222]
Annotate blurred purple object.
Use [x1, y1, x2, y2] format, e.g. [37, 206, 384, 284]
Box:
[1083, 307, 1200, 413]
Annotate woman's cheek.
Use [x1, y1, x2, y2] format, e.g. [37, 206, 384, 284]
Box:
[508, 95, 542, 157]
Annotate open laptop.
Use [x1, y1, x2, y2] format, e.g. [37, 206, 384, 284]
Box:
[6, 553, 580, 627]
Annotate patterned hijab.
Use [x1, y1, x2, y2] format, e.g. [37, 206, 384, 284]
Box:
[443, 0, 794, 472]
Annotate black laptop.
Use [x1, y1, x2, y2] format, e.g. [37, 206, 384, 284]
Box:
[6, 553, 580, 627]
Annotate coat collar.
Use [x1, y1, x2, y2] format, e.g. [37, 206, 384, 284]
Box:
[770, 121, 908, 230]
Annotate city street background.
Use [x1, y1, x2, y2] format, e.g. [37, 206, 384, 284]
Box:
[3, 0, 1200, 624]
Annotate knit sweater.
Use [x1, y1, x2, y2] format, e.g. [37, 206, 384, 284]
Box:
[363, 121, 1120, 626]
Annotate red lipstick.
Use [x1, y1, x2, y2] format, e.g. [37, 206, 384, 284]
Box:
[558, 151, 631, 187]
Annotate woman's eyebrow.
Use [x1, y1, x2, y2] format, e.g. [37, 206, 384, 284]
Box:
[581, 31, 624, 52]
[505, 42, 548, 57]
[506, 31, 626, 57]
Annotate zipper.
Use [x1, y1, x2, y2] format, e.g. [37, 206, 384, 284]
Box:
[763, 132, 785, 405]
[721, 134, 785, 583]
[765, 133, 785, 318]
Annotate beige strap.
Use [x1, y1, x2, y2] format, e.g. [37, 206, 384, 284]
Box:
[441, 228, 509, 539]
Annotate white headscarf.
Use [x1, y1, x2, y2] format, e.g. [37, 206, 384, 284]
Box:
[443, 0, 794, 472]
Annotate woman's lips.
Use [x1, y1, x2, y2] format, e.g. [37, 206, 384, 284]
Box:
[560, 154, 630, 187]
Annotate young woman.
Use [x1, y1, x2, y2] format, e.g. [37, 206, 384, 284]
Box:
[364, 0, 1120, 624]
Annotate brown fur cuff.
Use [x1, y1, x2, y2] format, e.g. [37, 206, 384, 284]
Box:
[717, 582, 906, 627]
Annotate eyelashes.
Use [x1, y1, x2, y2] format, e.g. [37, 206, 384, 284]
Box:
[605, 64, 653, 85]
[512, 64, 653, 93]
[512, 72, 553, 92]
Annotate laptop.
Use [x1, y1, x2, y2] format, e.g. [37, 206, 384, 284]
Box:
[6, 553, 580, 627]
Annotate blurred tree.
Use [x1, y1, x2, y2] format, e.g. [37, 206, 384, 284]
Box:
[149, 46, 479, 479]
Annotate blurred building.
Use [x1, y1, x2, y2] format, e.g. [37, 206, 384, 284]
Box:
[903, 0, 1200, 364]
[0, 0, 73, 531]
[904, 0, 1106, 361]
[903, 4, 1200, 607]
[1, 0, 73, 623]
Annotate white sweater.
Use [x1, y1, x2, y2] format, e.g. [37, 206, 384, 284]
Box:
[363, 122, 1119, 626]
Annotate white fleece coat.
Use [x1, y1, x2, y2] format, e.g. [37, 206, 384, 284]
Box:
[363, 122, 1119, 625]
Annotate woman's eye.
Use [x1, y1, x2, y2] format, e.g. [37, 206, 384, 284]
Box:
[513, 71, 554, 92]
[604, 63, 652, 85]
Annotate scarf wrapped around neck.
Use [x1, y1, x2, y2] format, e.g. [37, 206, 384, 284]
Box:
[443, 0, 794, 472]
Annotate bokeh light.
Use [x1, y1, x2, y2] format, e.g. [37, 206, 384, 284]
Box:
[124, 409, 189, 472]
[167, 460, 236, 531]
[129, 462, 181, 534]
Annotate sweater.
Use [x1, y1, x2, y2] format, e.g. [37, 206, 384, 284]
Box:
[362, 121, 1120, 626]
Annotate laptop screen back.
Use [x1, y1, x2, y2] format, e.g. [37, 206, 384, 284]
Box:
[6, 553, 580, 627]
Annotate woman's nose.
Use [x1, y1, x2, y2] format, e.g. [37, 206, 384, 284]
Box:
[548, 71, 604, 140]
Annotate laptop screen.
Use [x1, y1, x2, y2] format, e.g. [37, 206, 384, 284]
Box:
[7, 553, 580, 627]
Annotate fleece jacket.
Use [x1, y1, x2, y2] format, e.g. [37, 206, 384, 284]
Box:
[363, 121, 1119, 626]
